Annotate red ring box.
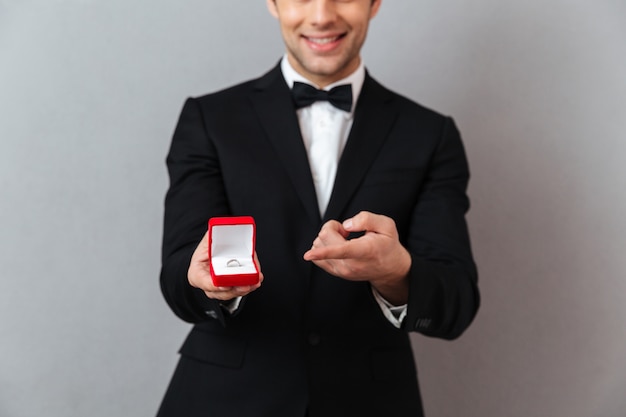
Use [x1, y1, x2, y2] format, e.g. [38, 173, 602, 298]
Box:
[208, 216, 259, 287]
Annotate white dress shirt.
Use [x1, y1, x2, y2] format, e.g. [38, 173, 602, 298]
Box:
[281, 57, 362, 216]
[281, 56, 407, 328]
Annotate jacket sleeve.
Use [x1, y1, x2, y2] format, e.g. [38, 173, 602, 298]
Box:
[159, 98, 233, 325]
[402, 117, 480, 339]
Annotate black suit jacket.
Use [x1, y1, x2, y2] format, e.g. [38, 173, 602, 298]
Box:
[158, 64, 479, 417]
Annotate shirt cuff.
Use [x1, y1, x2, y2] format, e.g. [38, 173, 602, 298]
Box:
[371, 287, 407, 329]
[220, 296, 243, 314]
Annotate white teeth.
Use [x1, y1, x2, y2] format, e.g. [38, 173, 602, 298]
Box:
[308, 36, 339, 44]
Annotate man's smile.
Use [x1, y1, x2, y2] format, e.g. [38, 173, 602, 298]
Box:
[302, 33, 347, 51]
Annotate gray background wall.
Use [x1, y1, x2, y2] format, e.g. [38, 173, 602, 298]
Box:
[1, 1, 624, 416]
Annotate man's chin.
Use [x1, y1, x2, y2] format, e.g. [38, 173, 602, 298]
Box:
[301, 61, 353, 82]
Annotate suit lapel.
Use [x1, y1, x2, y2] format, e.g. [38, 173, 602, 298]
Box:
[250, 65, 321, 224]
[324, 74, 398, 221]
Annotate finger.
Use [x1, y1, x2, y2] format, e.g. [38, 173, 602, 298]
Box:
[205, 289, 241, 301]
[309, 256, 367, 281]
[188, 263, 213, 291]
[304, 239, 362, 261]
[205, 280, 262, 300]
[318, 220, 349, 241]
[311, 221, 350, 253]
[343, 211, 397, 238]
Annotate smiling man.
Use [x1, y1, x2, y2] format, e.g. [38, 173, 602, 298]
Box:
[157, 1, 480, 416]
[268, 0, 379, 87]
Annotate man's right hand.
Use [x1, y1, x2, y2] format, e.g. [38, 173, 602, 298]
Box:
[188, 231, 263, 301]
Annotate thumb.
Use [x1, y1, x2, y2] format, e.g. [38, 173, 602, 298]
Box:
[343, 211, 397, 237]
[342, 211, 376, 232]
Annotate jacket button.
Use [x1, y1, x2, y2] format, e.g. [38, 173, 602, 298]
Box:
[308, 332, 321, 346]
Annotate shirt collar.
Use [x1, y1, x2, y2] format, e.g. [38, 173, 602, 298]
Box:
[281, 55, 365, 113]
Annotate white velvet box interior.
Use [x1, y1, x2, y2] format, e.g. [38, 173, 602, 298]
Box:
[211, 224, 255, 276]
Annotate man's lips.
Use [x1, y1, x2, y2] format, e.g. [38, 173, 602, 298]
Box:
[302, 33, 346, 51]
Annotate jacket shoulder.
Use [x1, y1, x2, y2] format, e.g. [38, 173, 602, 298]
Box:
[364, 74, 452, 123]
[191, 64, 283, 107]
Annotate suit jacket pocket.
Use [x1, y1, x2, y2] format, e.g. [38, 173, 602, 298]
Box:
[179, 328, 247, 369]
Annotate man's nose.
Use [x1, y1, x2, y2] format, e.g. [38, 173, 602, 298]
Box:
[311, 0, 338, 27]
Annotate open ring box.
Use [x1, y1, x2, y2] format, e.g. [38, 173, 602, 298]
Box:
[208, 216, 259, 287]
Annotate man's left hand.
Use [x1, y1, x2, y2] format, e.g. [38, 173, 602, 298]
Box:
[303, 211, 411, 305]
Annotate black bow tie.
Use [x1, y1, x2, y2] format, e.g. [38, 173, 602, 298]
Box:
[291, 81, 353, 112]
